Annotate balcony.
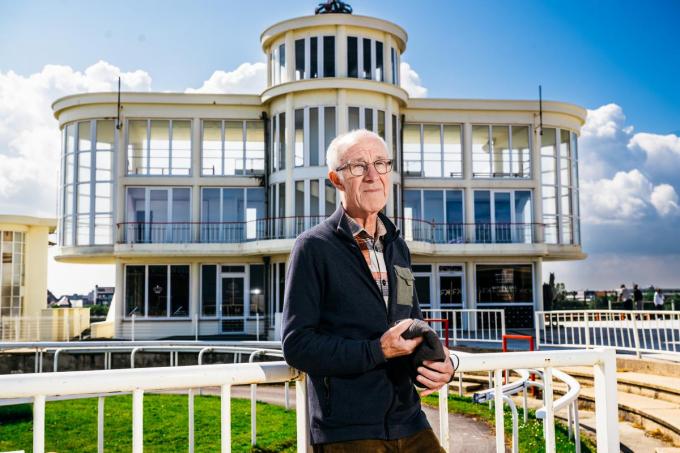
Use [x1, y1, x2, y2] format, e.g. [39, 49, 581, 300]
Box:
[116, 217, 543, 245]
[401, 218, 538, 244]
[117, 216, 327, 244]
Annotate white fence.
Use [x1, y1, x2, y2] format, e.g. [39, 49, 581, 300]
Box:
[0, 347, 620, 453]
[535, 309, 680, 357]
[0, 313, 89, 342]
[421, 309, 506, 345]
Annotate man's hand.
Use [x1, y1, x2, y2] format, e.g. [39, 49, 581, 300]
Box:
[416, 346, 455, 397]
[380, 319, 423, 359]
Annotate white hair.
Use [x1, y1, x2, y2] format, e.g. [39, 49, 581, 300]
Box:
[326, 129, 391, 175]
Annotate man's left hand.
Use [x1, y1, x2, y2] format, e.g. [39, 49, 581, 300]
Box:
[416, 347, 455, 397]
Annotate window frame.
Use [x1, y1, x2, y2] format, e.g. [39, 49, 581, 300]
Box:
[123, 263, 192, 320]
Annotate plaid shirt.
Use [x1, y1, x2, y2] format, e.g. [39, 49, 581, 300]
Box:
[344, 212, 389, 306]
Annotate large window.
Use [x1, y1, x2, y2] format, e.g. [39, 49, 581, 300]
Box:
[0, 231, 24, 317]
[60, 120, 115, 246]
[126, 119, 191, 176]
[410, 264, 465, 310]
[201, 120, 264, 175]
[347, 37, 385, 82]
[271, 112, 286, 172]
[390, 47, 400, 85]
[403, 124, 462, 178]
[472, 125, 531, 178]
[294, 35, 335, 80]
[124, 264, 190, 318]
[403, 190, 464, 243]
[271, 43, 286, 85]
[293, 106, 337, 167]
[473, 190, 532, 243]
[476, 264, 533, 305]
[541, 128, 580, 244]
[347, 107, 386, 140]
[125, 187, 191, 243]
[200, 187, 265, 242]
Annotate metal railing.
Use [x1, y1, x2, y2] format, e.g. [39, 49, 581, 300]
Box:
[118, 216, 327, 244]
[421, 309, 506, 345]
[0, 347, 619, 453]
[535, 309, 680, 357]
[118, 217, 543, 245]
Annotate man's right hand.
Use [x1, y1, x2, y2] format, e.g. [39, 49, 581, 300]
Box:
[380, 319, 423, 359]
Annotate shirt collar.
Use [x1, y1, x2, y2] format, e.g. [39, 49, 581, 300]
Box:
[342, 207, 387, 240]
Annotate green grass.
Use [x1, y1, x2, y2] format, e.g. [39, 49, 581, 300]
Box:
[0, 392, 595, 452]
[423, 394, 595, 453]
[0, 394, 296, 453]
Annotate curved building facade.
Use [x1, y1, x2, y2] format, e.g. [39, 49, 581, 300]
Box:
[52, 8, 586, 339]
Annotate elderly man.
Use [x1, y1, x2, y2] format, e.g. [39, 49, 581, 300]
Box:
[282, 129, 454, 452]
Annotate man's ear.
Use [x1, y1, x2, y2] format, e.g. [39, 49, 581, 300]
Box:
[328, 171, 344, 191]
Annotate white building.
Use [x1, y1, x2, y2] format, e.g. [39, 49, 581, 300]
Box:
[52, 4, 585, 339]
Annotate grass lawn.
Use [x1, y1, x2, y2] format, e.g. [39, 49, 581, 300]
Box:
[0, 394, 296, 453]
[423, 393, 595, 453]
[0, 392, 595, 452]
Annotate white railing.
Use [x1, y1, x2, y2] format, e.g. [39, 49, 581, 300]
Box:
[421, 309, 506, 345]
[0, 313, 89, 342]
[0, 348, 619, 453]
[535, 309, 680, 357]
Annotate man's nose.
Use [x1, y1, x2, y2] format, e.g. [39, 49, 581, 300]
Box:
[363, 163, 379, 180]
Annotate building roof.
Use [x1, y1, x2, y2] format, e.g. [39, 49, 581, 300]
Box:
[0, 215, 57, 232]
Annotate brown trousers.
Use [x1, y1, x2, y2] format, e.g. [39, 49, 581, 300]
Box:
[312, 428, 445, 453]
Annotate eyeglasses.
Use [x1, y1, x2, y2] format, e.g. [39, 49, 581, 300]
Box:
[335, 159, 393, 176]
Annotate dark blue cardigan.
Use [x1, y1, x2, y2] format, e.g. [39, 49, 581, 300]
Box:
[282, 206, 430, 444]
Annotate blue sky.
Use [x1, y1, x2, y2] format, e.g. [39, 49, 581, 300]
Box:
[1, 0, 679, 293]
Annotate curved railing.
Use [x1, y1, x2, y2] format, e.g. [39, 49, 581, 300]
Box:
[0, 344, 619, 453]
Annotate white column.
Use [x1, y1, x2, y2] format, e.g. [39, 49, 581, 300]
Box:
[336, 26, 347, 77]
[385, 34, 394, 84]
[533, 121, 544, 243]
[465, 261, 475, 310]
[285, 94, 295, 217]
[285, 31, 295, 83]
[336, 89, 348, 135]
[534, 258, 544, 312]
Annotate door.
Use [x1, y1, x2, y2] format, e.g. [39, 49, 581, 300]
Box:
[220, 266, 247, 333]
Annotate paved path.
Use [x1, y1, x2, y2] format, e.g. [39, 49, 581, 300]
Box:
[225, 384, 499, 452]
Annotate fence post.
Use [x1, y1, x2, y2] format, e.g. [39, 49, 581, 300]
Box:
[631, 314, 642, 358]
[451, 312, 458, 347]
[296, 376, 311, 452]
[593, 348, 620, 452]
[438, 383, 450, 452]
[534, 312, 541, 351]
[33, 394, 46, 453]
[583, 312, 591, 349]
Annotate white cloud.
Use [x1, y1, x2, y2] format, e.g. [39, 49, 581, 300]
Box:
[628, 132, 680, 178]
[581, 103, 630, 139]
[0, 61, 152, 216]
[580, 169, 679, 223]
[400, 62, 427, 98]
[185, 62, 266, 94]
[650, 184, 680, 216]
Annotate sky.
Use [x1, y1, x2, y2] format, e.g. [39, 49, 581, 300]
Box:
[1, 0, 679, 294]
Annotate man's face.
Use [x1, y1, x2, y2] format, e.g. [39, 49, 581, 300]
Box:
[331, 136, 391, 217]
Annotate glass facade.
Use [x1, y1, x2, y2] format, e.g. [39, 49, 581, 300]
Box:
[541, 128, 580, 244]
[60, 120, 114, 246]
[124, 187, 191, 243]
[124, 264, 190, 317]
[472, 125, 531, 178]
[292, 106, 337, 167]
[126, 119, 191, 176]
[201, 120, 264, 175]
[271, 112, 286, 172]
[0, 231, 24, 317]
[294, 35, 335, 80]
[347, 37, 385, 82]
[201, 188, 265, 242]
[403, 124, 462, 177]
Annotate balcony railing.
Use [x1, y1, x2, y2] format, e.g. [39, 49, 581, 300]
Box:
[399, 218, 539, 244]
[118, 216, 327, 244]
[116, 217, 542, 245]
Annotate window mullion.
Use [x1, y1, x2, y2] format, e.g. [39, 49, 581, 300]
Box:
[166, 265, 171, 317]
[168, 120, 173, 176]
[242, 121, 247, 173]
[144, 265, 149, 319]
[89, 120, 96, 245]
[304, 108, 310, 166]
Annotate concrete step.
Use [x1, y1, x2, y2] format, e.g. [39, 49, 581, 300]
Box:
[560, 365, 680, 405]
[552, 383, 680, 447]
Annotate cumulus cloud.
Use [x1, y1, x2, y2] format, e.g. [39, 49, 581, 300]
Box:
[580, 169, 679, 223]
[400, 62, 427, 98]
[185, 62, 266, 94]
[650, 184, 680, 216]
[628, 132, 680, 179]
[0, 61, 152, 216]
